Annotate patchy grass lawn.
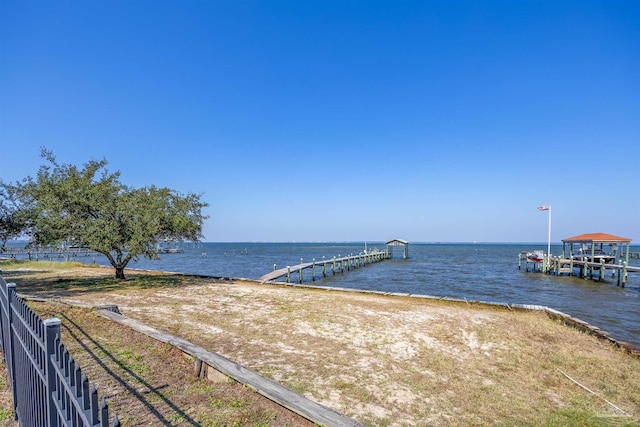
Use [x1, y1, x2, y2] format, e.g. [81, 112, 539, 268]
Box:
[26, 303, 312, 427]
[2, 259, 640, 426]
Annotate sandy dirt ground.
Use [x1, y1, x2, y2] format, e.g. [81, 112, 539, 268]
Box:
[49, 276, 640, 426]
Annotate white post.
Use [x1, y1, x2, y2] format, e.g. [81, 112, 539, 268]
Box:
[547, 205, 552, 260]
[538, 205, 552, 271]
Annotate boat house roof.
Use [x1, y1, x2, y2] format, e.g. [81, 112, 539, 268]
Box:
[386, 238, 409, 246]
[561, 233, 632, 244]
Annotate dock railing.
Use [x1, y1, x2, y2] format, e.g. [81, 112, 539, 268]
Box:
[259, 249, 390, 283]
[542, 257, 639, 287]
[0, 275, 119, 427]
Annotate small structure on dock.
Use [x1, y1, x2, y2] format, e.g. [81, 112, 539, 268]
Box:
[386, 239, 409, 259]
[538, 232, 638, 287]
[561, 232, 632, 264]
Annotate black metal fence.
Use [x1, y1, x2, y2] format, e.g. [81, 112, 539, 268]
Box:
[0, 275, 119, 427]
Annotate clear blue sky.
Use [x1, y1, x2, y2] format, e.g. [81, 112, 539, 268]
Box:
[1, 1, 638, 243]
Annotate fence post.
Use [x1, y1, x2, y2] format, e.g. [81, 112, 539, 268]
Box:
[44, 317, 61, 427]
[5, 283, 18, 421]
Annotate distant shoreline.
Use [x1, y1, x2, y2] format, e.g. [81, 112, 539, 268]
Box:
[4, 240, 639, 246]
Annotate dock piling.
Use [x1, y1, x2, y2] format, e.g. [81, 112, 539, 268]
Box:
[258, 249, 391, 283]
[520, 255, 637, 287]
[299, 258, 303, 284]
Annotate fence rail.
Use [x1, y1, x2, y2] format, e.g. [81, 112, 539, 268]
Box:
[0, 275, 119, 427]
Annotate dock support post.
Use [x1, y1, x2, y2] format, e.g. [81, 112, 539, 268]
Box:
[299, 258, 303, 284]
[622, 261, 628, 288]
[273, 264, 277, 272]
[286, 266, 290, 284]
[569, 257, 574, 276]
[599, 259, 605, 282]
[332, 257, 335, 275]
[312, 259, 316, 281]
[617, 261, 622, 286]
[322, 256, 326, 277]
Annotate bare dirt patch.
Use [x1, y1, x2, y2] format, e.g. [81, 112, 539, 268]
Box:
[14, 302, 314, 427]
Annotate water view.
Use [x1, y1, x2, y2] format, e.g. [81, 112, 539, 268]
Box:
[11, 241, 636, 348]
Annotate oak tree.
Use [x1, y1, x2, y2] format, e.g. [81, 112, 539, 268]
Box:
[0, 182, 30, 250]
[16, 149, 208, 279]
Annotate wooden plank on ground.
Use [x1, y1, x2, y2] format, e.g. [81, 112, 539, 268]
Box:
[96, 309, 364, 427]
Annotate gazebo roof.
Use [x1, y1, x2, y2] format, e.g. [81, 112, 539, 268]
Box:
[561, 233, 632, 244]
[386, 238, 408, 245]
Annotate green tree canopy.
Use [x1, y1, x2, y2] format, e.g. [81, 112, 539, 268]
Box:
[15, 149, 209, 279]
[0, 181, 30, 250]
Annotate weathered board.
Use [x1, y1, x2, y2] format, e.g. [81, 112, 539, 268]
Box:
[96, 309, 364, 427]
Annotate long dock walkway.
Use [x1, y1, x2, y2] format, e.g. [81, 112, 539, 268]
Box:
[1, 247, 99, 261]
[258, 250, 390, 283]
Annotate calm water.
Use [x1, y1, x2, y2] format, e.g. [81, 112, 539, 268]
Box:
[6, 242, 640, 348]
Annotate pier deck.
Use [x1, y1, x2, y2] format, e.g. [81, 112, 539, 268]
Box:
[1, 247, 99, 261]
[522, 255, 640, 287]
[258, 250, 389, 283]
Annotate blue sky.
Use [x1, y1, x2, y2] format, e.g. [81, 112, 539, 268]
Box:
[1, 1, 638, 243]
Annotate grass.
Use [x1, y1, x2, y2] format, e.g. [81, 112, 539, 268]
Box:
[1, 259, 639, 426]
[0, 259, 194, 296]
[0, 356, 14, 427]
[24, 302, 313, 426]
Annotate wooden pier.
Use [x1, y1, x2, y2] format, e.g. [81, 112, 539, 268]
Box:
[519, 253, 639, 287]
[258, 250, 390, 283]
[548, 257, 639, 287]
[519, 233, 638, 287]
[0, 247, 99, 261]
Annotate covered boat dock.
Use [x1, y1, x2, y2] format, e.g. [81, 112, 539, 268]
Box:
[561, 232, 632, 265]
[548, 232, 637, 286]
[386, 238, 409, 259]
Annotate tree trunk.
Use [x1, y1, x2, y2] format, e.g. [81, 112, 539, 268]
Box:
[115, 265, 126, 280]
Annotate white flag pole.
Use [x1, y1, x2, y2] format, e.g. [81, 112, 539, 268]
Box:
[547, 206, 552, 259]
